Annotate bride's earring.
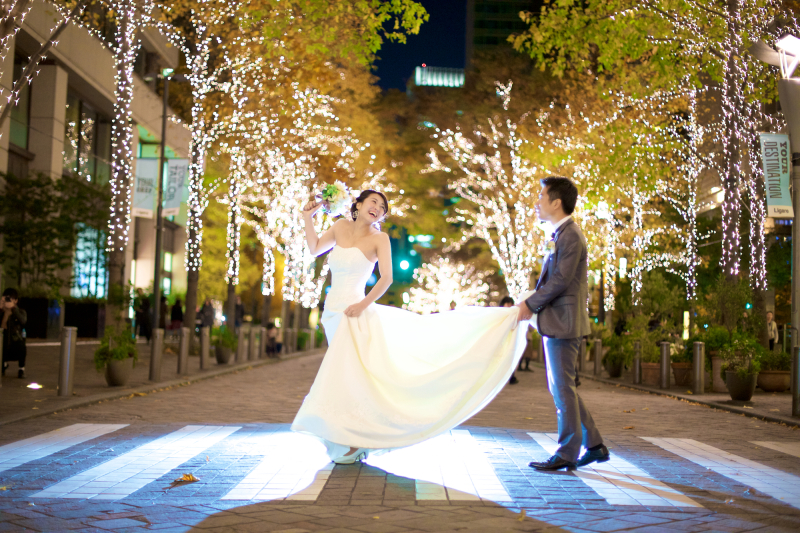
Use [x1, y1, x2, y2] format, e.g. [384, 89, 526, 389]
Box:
[353, 210, 358, 220]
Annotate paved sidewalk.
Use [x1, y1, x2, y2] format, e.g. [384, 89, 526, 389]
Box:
[1, 353, 799, 532]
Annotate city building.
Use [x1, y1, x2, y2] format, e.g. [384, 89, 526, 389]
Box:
[0, 0, 191, 322]
[465, 0, 543, 67]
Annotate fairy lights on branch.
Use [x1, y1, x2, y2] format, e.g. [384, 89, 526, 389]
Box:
[405, 256, 491, 315]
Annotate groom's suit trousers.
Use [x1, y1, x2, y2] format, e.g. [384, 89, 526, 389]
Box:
[543, 336, 602, 462]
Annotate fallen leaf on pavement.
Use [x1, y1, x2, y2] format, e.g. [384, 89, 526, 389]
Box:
[744, 489, 752, 495]
[742, 406, 753, 409]
[622, 409, 635, 413]
[206, 456, 210, 462]
[134, 392, 147, 397]
[373, 516, 380, 520]
[686, 391, 693, 395]
[523, 417, 533, 420]
[28, 503, 34, 506]
[174, 473, 199, 483]
[623, 426, 635, 430]
[725, 499, 734, 504]
[518, 510, 526, 522]
[0, 486, 9, 491]
[770, 409, 780, 412]
[642, 408, 649, 411]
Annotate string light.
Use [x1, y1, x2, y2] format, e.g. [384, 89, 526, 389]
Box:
[404, 256, 491, 314]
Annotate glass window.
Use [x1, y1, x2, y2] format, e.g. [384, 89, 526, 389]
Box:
[63, 94, 112, 184]
[10, 56, 30, 149]
[71, 223, 107, 299]
[63, 94, 80, 173]
[162, 276, 171, 295]
[163, 252, 173, 272]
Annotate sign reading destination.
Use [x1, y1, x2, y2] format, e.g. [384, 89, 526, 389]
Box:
[164, 159, 189, 217]
[759, 133, 794, 218]
[132, 159, 158, 218]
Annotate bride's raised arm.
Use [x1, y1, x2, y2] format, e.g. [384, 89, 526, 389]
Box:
[302, 199, 339, 256]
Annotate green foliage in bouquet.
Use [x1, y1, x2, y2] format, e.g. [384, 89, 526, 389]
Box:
[94, 326, 138, 372]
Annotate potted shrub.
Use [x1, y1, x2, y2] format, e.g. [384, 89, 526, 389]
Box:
[94, 326, 138, 386]
[757, 349, 791, 392]
[671, 342, 693, 386]
[721, 337, 761, 401]
[213, 326, 237, 364]
[626, 315, 663, 386]
[602, 334, 629, 378]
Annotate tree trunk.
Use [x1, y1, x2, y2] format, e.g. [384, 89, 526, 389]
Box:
[183, 268, 198, 343]
[753, 288, 769, 349]
[261, 293, 272, 325]
[225, 281, 236, 329]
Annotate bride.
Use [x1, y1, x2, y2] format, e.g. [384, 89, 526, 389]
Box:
[290, 190, 531, 464]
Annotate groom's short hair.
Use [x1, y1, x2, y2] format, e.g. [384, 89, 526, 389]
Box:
[541, 177, 578, 214]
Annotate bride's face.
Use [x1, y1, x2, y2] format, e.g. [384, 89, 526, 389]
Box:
[358, 194, 387, 224]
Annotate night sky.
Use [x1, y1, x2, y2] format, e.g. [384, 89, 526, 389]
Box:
[374, 0, 468, 91]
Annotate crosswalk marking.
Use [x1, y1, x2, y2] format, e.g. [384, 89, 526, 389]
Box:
[367, 429, 513, 502]
[752, 441, 800, 459]
[222, 432, 332, 501]
[529, 433, 702, 508]
[643, 438, 800, 510]
[32, 425, 240, 500]
[0, 424, 128, 474]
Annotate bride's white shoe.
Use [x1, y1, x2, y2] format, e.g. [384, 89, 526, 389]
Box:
[333, 448, 369, 464]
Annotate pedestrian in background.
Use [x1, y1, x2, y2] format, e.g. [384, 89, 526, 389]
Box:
[767, 311, 779, 351]
[1, 288, 27, 378]
[138, 298, 152, 341]
[200, 298, 215, 329]
[171, 298, 184, 331]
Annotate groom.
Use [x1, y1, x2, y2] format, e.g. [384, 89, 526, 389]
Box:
[517, 177, 609, 471]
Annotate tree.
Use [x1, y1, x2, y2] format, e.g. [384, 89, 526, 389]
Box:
[405, 256, 491, 314]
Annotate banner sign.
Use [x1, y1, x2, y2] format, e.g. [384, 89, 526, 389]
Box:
[132, 159, 158, 218]
[164, 159, 189, 217]
[759, 133, 794, 218]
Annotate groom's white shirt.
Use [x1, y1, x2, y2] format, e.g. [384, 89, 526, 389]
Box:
[548, 215, 572, 235]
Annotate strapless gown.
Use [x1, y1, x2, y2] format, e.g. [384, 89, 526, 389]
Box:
[290, 245, 531, 459]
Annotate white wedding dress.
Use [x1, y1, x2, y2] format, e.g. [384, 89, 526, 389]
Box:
[291, 245, 532, 460]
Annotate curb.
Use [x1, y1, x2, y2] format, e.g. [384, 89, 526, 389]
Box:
[0, 348, 325, 428]
[563, 364, 800, 428]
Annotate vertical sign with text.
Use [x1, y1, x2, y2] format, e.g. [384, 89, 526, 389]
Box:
[759, 133, 794, 218]
[132, 159, 158, 218]
[164, 159, 189, 217]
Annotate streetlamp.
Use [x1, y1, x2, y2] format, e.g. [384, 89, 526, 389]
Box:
[144, 68, 187, 380]
[750, 35, 800, 417]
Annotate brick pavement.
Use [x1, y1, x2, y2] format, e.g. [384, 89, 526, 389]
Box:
[1, 353, 799, 532]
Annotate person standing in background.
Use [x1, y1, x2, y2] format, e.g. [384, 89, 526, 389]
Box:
[1, 288, 27, 378]
[171, 298, 184, 332]
[767, 311, 779, 351]
[199, 298, 215, 329]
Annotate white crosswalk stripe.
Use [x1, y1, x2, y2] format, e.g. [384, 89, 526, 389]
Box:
[0, 424, 128, 474]
[643, 438, 800, 510]
[32, 425, 240, 500]
[367, 429, 513, 502]
[529, 433, 702, 508]
[751, 441, 800, 459]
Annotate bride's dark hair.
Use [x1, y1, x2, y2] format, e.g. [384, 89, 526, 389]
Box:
[351, 190, 389, 225]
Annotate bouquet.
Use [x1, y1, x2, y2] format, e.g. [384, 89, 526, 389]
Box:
[318, 181, 351, 217]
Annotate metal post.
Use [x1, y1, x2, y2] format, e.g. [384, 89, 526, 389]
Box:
[794, 346, 800, 417]
[593, 338, 602, 376]
[633, 341, 642, 385]
[237, 326, 247, 363]
[249, 326, 258, 361]
[200, 326, 210, 369]
[177, 327, 189, 374]
[151, 75, 169, 338]
[149, 328, 164, 382]
[578, 338, 585, 373]
[58, 326, 77, 397]
[259, 326, 267, 359]
[692, 341, 705, 395]
[660, 341, 670, 389]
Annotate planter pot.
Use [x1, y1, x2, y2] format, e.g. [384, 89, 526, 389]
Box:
[104, 358, 133, 387]
[725, 371, 759, 402]
[215, 346, 232, 365]
[671, 362, 693, 387]
[711, 357, 727, 393]
[604, 359, 624, 378]
[641, 362, 660, 386]
[757, 370, 791, 393]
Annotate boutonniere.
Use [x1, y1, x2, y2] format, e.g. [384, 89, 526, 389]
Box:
[544, 240, 556, 255]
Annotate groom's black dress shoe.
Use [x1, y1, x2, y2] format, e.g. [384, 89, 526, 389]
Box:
[529, 455, 576, 471]
[576, 445, 610, 467]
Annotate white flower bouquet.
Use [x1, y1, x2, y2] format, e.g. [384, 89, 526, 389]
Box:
[317, 181, 351, 217]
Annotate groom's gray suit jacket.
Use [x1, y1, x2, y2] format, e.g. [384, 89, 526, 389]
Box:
[524, 218, 592, 339]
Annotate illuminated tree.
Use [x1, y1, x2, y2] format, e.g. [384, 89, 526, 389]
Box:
[405, 256, 491, 314]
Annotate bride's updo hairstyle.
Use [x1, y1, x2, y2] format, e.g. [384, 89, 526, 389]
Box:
[351, 190, 389, 227]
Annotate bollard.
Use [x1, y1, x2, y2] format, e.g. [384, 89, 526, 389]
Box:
[177, 327, 190, 374]
[58, 326, 78, 397]
[578, 339, 585, 373]
[793, 346, 800, 417]
[200, 326, 210, 370]
[259, 327, 267, 359]
[660, 341, 671, 389]
[633, 341, 642, 384]
[692, 341, 705, 395]
[249, 326, 258, 361]
[149, 329, 164, 382]
[593, 338, 602, 376]
[304, 328, 314, 351]
[237, 326, 247, 363]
